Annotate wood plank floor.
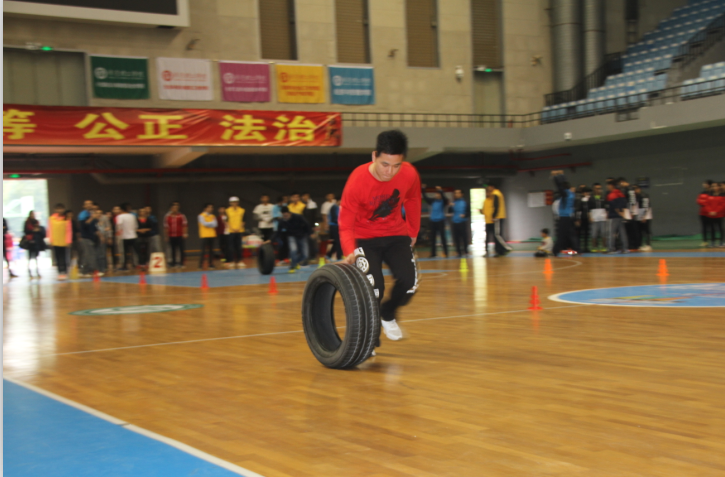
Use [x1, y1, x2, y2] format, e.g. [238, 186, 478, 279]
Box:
[4, 255, 725, 476]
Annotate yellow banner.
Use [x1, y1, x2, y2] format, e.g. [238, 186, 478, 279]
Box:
[276, 64, 325, 103]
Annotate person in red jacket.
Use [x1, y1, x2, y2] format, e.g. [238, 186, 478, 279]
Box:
[339, 130, 421, 344]
[698, 180, 713, 247]
[707, 182, 725, 247]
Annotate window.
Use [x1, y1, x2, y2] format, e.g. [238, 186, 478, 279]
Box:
[335, 0, 371, 64]
[259, 0, 297, 60]
[406, 0, 439, 67]
[471, 0, 501, 68]
[3, 48, 87, 106]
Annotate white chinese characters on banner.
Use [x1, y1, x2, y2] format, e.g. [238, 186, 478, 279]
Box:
[157, 57, 213, 101]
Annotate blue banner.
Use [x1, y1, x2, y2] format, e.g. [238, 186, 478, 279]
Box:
[329, 66, 375, 105]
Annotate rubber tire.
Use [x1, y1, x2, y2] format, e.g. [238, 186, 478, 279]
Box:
[302, 263, 380, 369]
[257, 242, 276, 275]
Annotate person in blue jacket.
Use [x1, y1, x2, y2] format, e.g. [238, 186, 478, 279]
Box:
[450, 189, 470, 257]
[422, 184, 449, 258]
[551, 170, 580, 256]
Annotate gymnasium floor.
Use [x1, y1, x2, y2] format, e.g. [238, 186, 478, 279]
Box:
[4, 251, 725, 477]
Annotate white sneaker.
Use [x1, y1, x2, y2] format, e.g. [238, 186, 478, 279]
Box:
[371, 350, 376, 357]
[236, 262, 246, 268]
[381, 319, 404, 341]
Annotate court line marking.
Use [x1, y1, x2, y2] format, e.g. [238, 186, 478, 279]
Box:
[42, 304, 588, 357]
[549, 283, 725, 308]
[3, 376, 266, 477]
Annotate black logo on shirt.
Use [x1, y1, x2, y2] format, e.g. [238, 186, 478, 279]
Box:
[369, 189, 400, 221]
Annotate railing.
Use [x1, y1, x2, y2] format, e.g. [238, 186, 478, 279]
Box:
[545, 52, 623, 107]
[341, 112, 541, 128]
[675, 11, 725, 70]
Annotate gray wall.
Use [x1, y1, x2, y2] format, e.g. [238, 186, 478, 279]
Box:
[501, 127, 725, 241]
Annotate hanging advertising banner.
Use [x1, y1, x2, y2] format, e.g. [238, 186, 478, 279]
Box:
[219, 61, 271, 103]
[275, 64, 325, 103]
[157, 57, 213, 101]
[329, 66, 375, 105]
[2, 104, 342, 147]
[91, 55, 149, 100]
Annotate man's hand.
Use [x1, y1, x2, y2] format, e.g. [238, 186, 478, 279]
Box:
[343, 253, 356, 265]
[411, 236, 417, 247]
[263, 240, 271, 244]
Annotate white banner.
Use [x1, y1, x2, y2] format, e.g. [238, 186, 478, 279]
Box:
[157, 57, 213, 101]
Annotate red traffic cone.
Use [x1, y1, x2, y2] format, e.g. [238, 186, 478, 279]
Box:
[543, 258, 553, 275]
[139, 271, 147, 285]
[657, 259, 669, 277]
[93, 270, 100, 283]
[268, 276, 278, 295]
[201, 273, 209, 290]
[528, 286, 543, 311]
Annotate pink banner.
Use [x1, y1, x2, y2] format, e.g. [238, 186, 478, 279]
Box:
[219, 62, 271, 103]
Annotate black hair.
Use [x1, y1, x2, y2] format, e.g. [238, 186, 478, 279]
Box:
[170, 201, 180, 207]
[280, 206, 290, 214]
[542, 228, 550, 235]
[277, 196, 285, 202]
[55, 203, 66, 209]
[290, 191, 300, 197]
[593, 182, 601, 187]
[705, 180, 713, 186]
[121, 203, 132, 212]
[203, 203, 213, 209]
[375, 130, 408, 157]
[583, 186, 592, 193]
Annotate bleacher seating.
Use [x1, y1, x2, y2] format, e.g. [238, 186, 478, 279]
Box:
[543, 0, 725, 123]
[681, 61, 725, 98]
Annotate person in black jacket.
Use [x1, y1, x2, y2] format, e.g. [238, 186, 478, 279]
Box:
[589, 183, 608, 252]
[422, 184, 449, 258]
[24, 218, 47, 279]
[269, 207, 314, 273]
[577, 186, 592, 253]
[136, 207, 159, 270]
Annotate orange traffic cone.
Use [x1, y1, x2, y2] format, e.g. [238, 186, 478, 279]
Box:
[93, 270, 100, 283]
[528, 286, 543, 311]
[139, 271, 147, 285]
[543, 258, 554, 275]
[268, 276, 278, 295]
[201, 273, 209, 290]
[657, 259, 669, 277]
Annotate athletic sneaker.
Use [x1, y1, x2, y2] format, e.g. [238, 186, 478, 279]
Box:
[370, 350, 376, 357]
[381, 319, 404, 341]
[79, 273, 92, 278]
[288, 268, 297, 274]
[236, 262, 246, 268]
[57, 274, 68, 281]
[700, 242, 708, 247]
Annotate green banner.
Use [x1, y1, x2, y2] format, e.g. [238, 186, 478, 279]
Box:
[91, 55, 149, 99]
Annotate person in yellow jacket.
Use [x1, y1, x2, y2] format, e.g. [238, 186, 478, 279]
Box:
[287, 192, 306, 215]
[198, 203, 218, 269]
[225, 196, 246, 268]
[481, 184, 512, 257]
[47, 203, 73, 280]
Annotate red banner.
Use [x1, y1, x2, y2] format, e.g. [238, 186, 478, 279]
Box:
[3, 104, 342, 147]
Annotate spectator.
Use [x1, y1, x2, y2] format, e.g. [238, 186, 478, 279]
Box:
[115, 203, 138, 271]
[164, 202, 188, 269]
[270, 206, 313, 273]
[623, 179, 641, 251]
[198, 203, 217, 269]
[79, 207, 101, 277]
[698, 181, 713, 247]
[320, 193, 337, 233]
[23, 211, 37, 235]
[48, 204, 72, 280]
[327, 200, 342, 260]
[287, 192, 306, 215]
[4, 218, 18, 278]
[450, 189, 470, 257]
[481, 184, 511, 257]
[216, 206, 228, 263]
[67, 210, 80, 264]
[111, 206, 123, 270]
[144, 205, 162, 254]
[136, 207, 158, 270]
[24, 218, 46, 279]
[423, 185, 449, 258]
[707, 182, 724, 247]
[589, 183, 608, 252]
[606, 180, 629, 254]
[302, 192, 321, 260]
[551, 171, 580, 256]
[254, 195, 275, 241]
[635, 185, 653, 252]
[226, 196, 246, 268]
[273, 196, 289, 262]
[534, 228, 553, 257]
[77, 199, 94, 222]
[577, 186, 592, 253]
[97, 209, 113, 272]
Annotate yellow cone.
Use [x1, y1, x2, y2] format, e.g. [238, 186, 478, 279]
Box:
[318, 256, 325, 268]
[459, 258, 468, 272]
[69, 265, 79, 280]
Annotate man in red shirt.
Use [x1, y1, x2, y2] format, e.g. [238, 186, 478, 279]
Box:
[339, 130, 421, 342]
[164, 202, 188, 268]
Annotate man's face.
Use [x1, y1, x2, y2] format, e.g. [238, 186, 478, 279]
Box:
[593, 185, 602, 195]
[290, 194, 300, 203]
[230, 200, 239, 208]
[112, 206, 121, 215]
[326, 194, 334, 202]
[261, 196, 269, 204]
[93, 210, 102, 219]
[583, 191, 591, 197]
[454, 190, 463, 200]
[84, 200, 93, 210]
[282, 196, 289, 204]
[282, 212, 291, 220]
[486, 185, 494, 195]
[371, 152, 404, 182]
[607, 183, 615, 192]
[218, 207, 226, 215]
[205, 205, 214, 214]
[55, 207, 65, 215]
[170, 204, 179, 213]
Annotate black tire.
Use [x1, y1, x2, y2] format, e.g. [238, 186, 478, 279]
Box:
[257, 243, 275, 275]
[302, 263, 379, 369]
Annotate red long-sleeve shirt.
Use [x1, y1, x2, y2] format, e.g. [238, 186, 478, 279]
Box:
[338, 162, 421, 256]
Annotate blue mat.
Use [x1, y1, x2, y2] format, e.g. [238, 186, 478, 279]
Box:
[3, 380, 257, 477]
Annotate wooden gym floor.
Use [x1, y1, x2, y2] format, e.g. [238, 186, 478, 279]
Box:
[4, 253, 725, 476]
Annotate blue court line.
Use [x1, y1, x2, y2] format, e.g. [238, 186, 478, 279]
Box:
[3, 379, 262, 477]
[98, 267, 453, 288]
